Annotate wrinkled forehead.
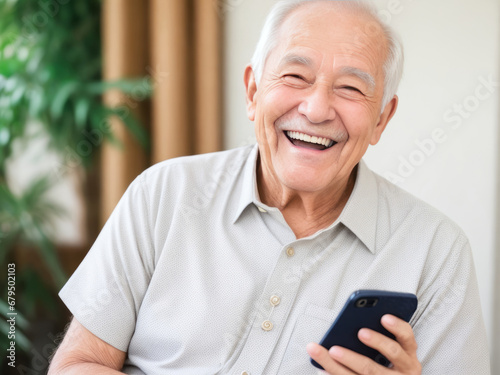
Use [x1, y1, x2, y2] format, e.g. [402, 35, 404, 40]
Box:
[273, 2, 388, 73]
[280, 1, 385, 39]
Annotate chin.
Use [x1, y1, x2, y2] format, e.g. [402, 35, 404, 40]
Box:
[277, 167, 333, 193]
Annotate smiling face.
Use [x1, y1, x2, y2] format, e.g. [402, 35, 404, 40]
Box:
[245, 2, 398, 197]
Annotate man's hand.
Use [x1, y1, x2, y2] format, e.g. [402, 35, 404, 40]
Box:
[307, 314, 422, 375]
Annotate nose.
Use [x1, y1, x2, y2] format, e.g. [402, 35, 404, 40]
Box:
[297, 85, 336, 124]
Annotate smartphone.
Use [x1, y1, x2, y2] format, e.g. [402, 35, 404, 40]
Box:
[310, 290, 418, 370]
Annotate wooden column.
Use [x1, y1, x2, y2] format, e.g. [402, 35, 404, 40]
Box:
[194, 0, 222, 154]
[149, 0, 190, 164]
[101, 0, 149, 224]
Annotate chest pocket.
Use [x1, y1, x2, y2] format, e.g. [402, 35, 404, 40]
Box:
[276, 304, 337, 375]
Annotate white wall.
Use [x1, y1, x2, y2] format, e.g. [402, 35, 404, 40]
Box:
[223, 0, 499, 366]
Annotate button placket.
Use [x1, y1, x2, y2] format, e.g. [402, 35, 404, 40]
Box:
[228, 242, 308, 374]
[261, 294, 281, 332]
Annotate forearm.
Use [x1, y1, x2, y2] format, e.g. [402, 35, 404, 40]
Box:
[48, 362, 125, 374]
[48, 318, 127, 374]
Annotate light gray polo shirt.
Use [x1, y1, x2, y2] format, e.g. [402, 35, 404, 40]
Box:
[59, 144, 490, 374]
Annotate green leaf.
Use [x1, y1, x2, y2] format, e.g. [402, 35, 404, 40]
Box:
[35, 234, 66, 288]
[106, 107, 149, 150]
[0, 300, 29, 330]
[0, 127, 10, 146]
[0, 3, 153, 347]
[0, 319, 31, 352]
[50, 81, 79, 119]
[10, 84, 25, 106]
[18, 268, 59, 317]
[0, 299, 31, 353]
[74, 98, 90, 128]
[87, 78, 153, 96]
[28, 86, 44, 117]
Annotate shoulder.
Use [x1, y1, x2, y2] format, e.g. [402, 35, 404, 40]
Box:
[369, 167, 468, 248]
[135, 145, 254, 193]
[143, 145, 252, 179]
[123, 145, 255, 223]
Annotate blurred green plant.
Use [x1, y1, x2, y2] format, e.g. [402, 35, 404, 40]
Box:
[0, 0, 151, 366]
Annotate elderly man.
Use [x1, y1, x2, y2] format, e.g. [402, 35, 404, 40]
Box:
[49, 1, 490, 374]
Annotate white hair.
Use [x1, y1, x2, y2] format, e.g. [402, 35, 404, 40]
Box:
[250, 0, 404, 110]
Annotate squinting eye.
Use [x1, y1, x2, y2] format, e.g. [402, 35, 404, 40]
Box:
[282, 74, 311, 87]
[284, 74, 305, 81]
[340, 86, 364, 95]
[343, 86, 360, 92]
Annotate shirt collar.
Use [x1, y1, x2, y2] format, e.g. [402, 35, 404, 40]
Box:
[337, 160, 378, 254]
[232, 144, 261, 223]
[232, 145, 378, 253]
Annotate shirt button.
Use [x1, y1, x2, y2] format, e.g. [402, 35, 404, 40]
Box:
[286, 247, 295, 257]
[241, 372, 249, 375]
[261, 320, 273, 331]
[270, 295, 281, 306]
[257, 206, 267, 213]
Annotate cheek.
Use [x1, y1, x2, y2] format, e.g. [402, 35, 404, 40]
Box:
[338, 103, 379, 140]
[257, 86, 303, 121]
[254, 87, 303, 147]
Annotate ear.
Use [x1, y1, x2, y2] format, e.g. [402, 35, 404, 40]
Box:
[370, 95, 398, 145]
[244, 64, 258, 121]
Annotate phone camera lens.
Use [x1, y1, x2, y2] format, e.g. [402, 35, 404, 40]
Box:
[355, 299, 367, 308]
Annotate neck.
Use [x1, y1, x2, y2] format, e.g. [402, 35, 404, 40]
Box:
[257, 163, 357, 239]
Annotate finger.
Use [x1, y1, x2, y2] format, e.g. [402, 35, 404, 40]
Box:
[357, 315, 420, 371]
[357, 328, 408, 368]
[307, 342, 356, 375]
[381, 314, 418, 354]
[328, 345, 388, 375]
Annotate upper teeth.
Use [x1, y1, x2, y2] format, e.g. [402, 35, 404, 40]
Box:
[286, 131, 334, 148]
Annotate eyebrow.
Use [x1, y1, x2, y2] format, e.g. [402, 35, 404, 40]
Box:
[278, 53, 314, 69]
[339, 66, 376, 90]
[278, 54, 377, 90]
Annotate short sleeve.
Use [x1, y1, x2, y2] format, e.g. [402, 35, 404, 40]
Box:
[412, 233, 490, 374]
[59, 173, 154, 351]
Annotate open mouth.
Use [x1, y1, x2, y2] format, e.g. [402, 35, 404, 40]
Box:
[285, 131, 336, 151]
